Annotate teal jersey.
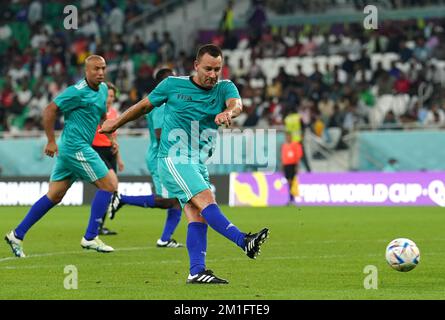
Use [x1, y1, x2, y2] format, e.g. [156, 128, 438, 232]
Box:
[147, 76, 240, 161]
[146, 104, 165, 163]
[53, 79, 108, 152]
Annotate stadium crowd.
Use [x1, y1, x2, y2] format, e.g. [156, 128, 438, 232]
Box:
[0, 0, 445, 150]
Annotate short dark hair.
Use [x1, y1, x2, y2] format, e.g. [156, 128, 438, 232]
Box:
[155, 68, 173, 82]
[196, 44, 223, 61]
[106, 82, 117, 94]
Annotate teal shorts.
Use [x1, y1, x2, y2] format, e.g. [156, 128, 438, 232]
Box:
[158, 157, 211, 208]
[146, 157, 169, 198]
[50, 146, 109, 183]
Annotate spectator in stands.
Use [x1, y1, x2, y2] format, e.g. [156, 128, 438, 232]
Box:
[377, 71, 396, 95]
[383, 158, 399, 172]
[221, 56, 231, 80]
[413, 36, 431, 62]
[27, 89, 48, 123]
[16, 79, 31, 113]
[118, 54, 135, 85]
[110, 33, 126, 57]
[108, 1, 125, 36]
[343, 104, 363, 133]
[398, 40, 413, 63]
[159, 31, 175, 63]
[78, 12, 101, 41]
[312, 111, 325, 138]
[318, 92, 335, 125]
[131, 35, 146, 54]
[219, 0, 234, 37]
[0, 81, 14, 129]
[380, 110, 401, 130]
[426, 64, 445, 86]
[125, 0, 143, 20]
[175, 50, 190, 76]
[233, 58, 248, 79]
[424, 103, 445, 127]
[293, 64, 308, 88]
[28, 0, 42, 26]
[267, 97, 285, 125]
[81, 0, 97, 10]
[365, 31, 389, 54]
[266, 77, 283, 99]
[300, 34, 318, 56]
[147, 31, 161, 55]
[276, 66, 291, 89]
[8, 58, 29, 87]
[321, 63, 334, 87]
[389, 61, 401, 79]
[341, 52, 355, 75]
[328, 104, 345, 127]
[135, 63, 155, 97]
[354, 65, 372, 84]
[246, 0, 267, 47]
[394, 72, 411, 94]
[309, 63, 323, 83]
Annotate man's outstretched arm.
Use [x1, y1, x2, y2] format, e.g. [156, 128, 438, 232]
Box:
[215, 98, 243, 127]
[99, 97, 154, 134]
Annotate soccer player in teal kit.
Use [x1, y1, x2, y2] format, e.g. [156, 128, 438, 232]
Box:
[101, 45, 269, 284]
[4, 55, 118, 256]
[108, 68, 183, 248]
[143, 68, 183, 248]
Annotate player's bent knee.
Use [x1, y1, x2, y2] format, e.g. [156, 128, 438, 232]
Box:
[184, 203, 206, 223]
[100, 183, 117, 193]
[191, 190, 216, 212]
[186, 215, 206, 224]
[95, 176, 118, 193]
[47, 192, 65, 204]
[110, 180, 118, 192]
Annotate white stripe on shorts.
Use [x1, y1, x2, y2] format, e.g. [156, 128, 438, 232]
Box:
[164, 157, 193, 199]
[76, 151, 98, 181]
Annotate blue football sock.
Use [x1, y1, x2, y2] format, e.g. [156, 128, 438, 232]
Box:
[187, 222, 207, 276]
[15, 195, 56, 240]
[201, 204, 246, 249]
[160, 208, 182, 242]
[120, 194, 155, 208]
[85, 190, 112, 240]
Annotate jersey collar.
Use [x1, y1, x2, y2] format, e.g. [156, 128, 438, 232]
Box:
[189, 76, 212, 91]
[85, 78, 100, 92]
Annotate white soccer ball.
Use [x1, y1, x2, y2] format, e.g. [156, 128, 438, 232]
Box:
[385, 238, 420, 272]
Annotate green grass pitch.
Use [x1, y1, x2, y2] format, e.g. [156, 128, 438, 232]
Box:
[0, 205, 444, 300]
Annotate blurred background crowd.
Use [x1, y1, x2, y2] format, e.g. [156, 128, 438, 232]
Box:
[1, 0, 444, 152]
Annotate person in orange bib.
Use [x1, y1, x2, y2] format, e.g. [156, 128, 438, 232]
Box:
[281, 132, 303, 205]
[92, 82, 124, 235]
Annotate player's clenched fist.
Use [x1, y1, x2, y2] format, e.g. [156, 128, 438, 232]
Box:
[99, 119, 117, 134]
[45, 141, 58, 157]
[215, 110, 233, 128]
